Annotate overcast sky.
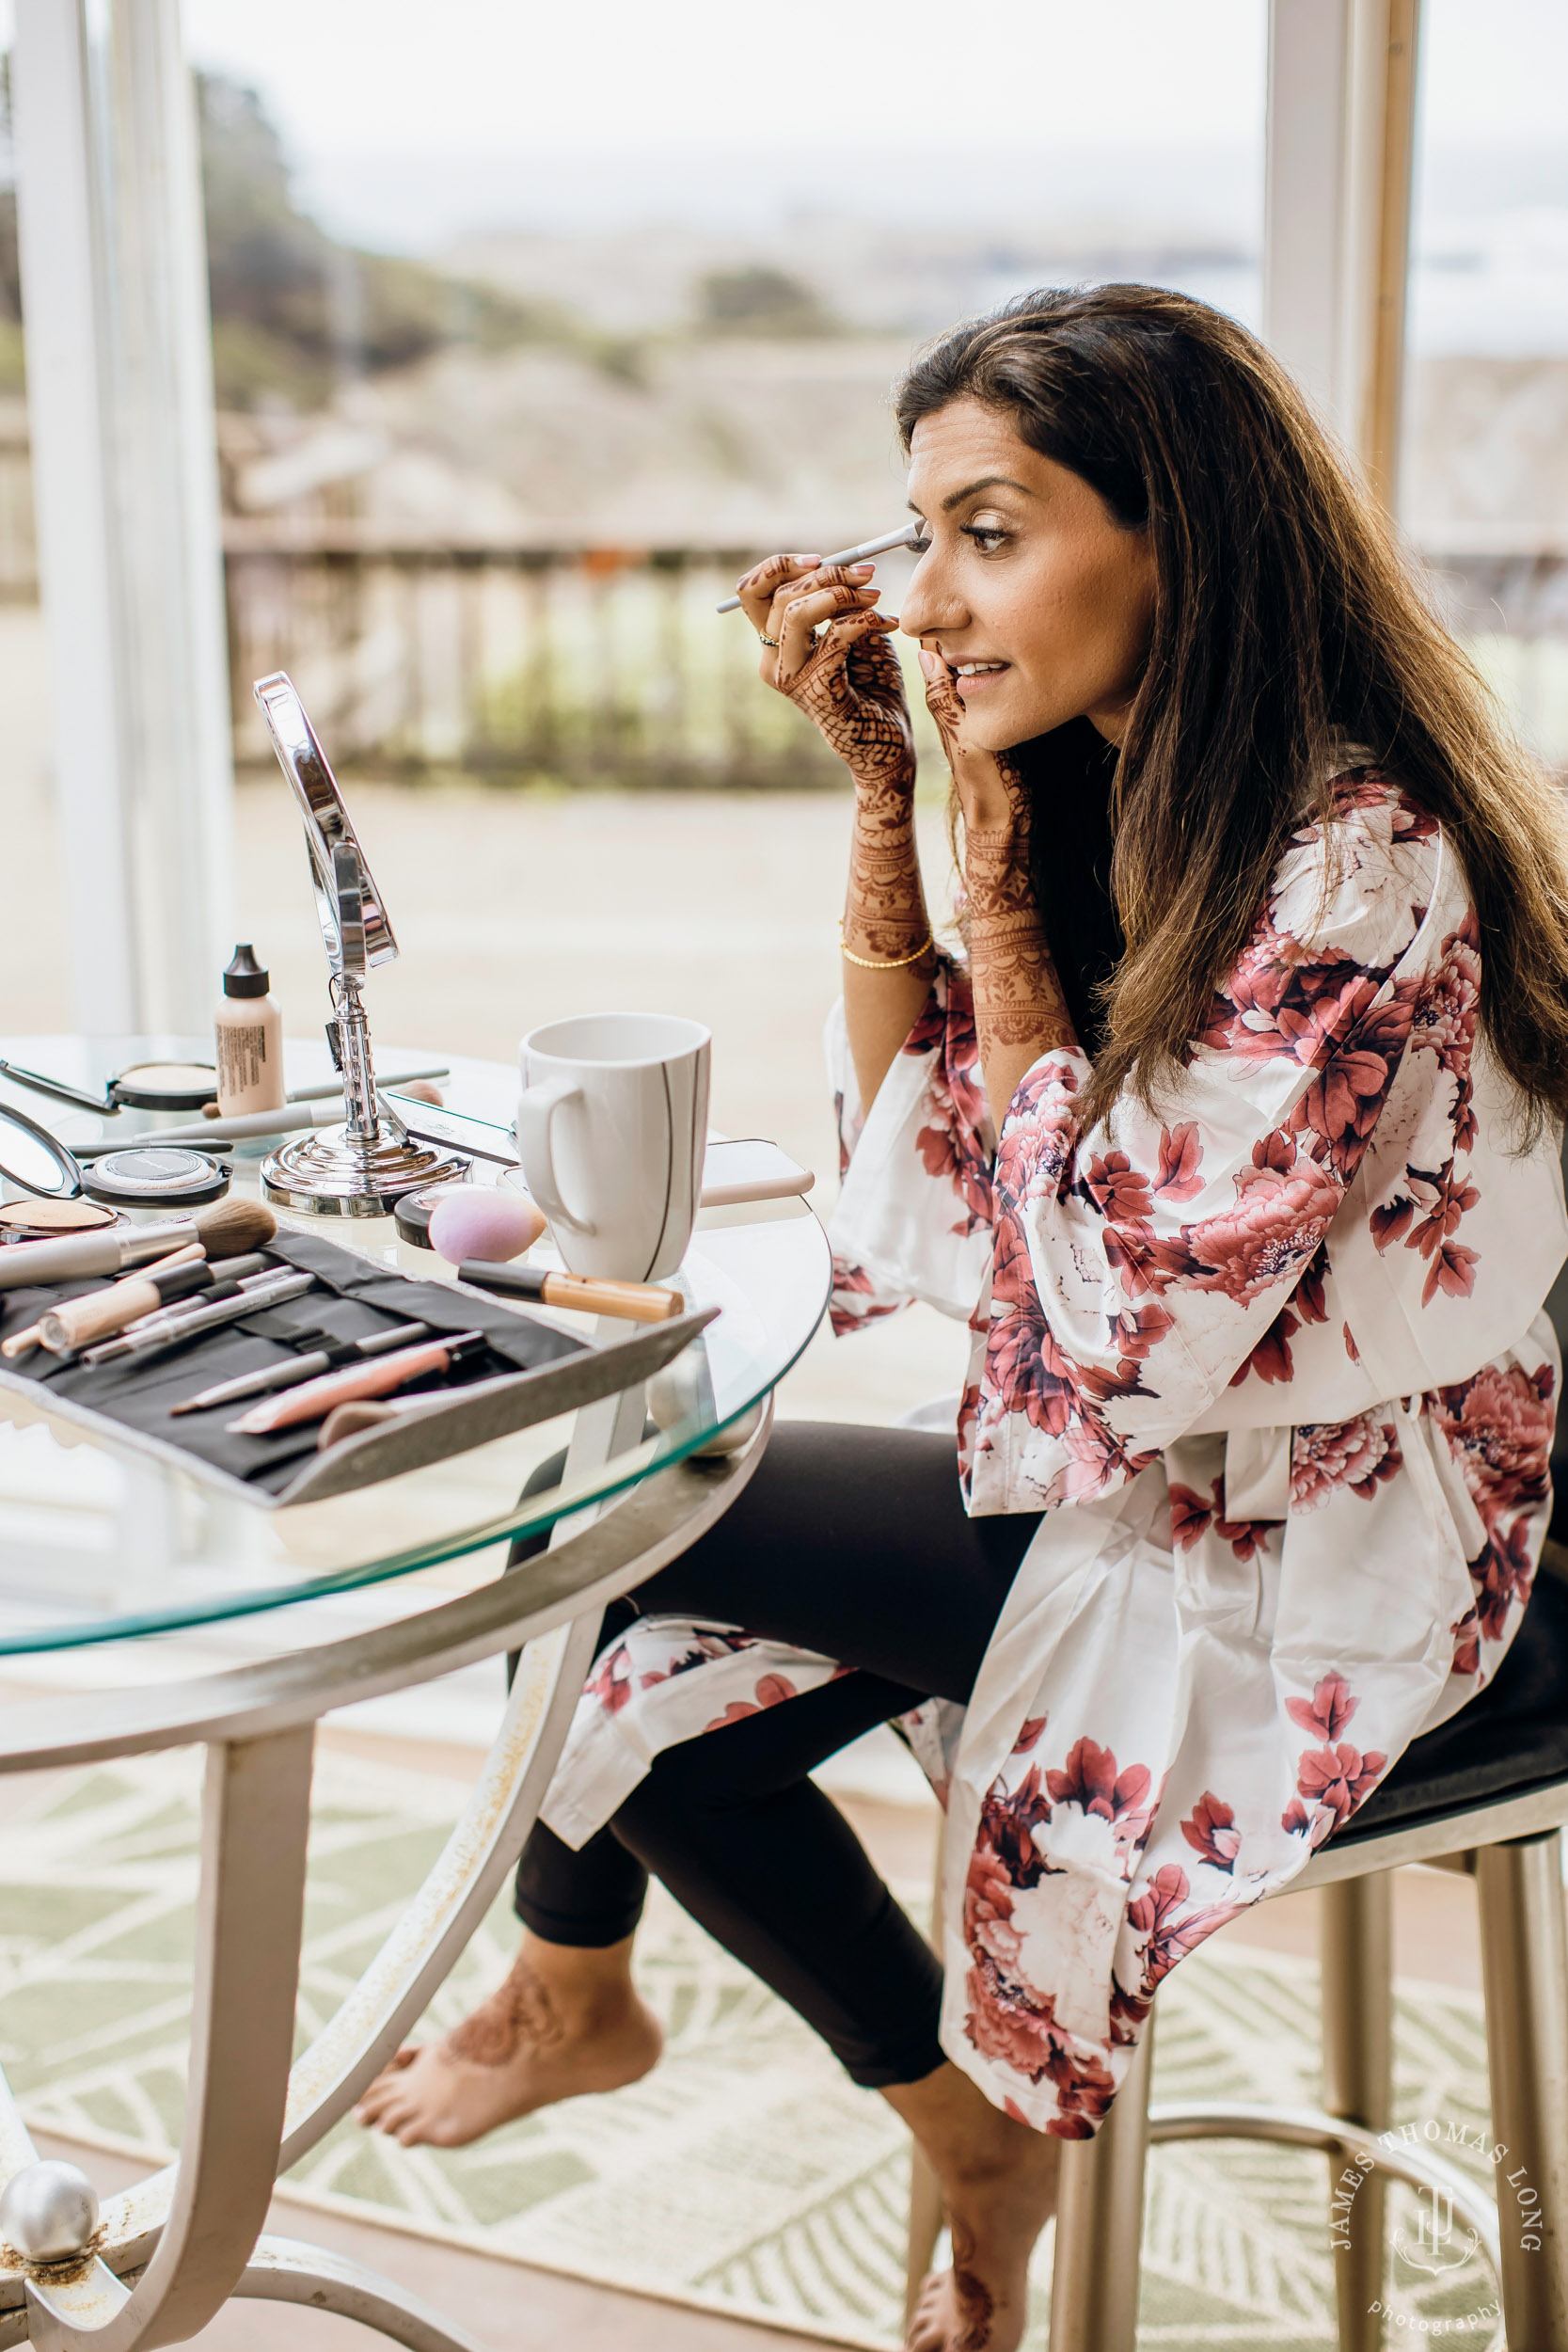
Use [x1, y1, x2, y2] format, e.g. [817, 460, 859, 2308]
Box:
[181, 0, 1566, 159]
[170, 0, 1568, 260]
[183, 1, 1268, 160]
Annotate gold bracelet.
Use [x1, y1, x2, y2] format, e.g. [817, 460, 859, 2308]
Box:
[838, 921, 934, 970]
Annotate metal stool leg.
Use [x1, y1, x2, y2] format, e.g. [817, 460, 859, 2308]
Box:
[1321, 1872, 1393, 2352]
[1047, 2013, 1155, 2352]
[904, 1853, 946, 2324]
[1476, 1830, 1568, 2349]
[905, 2145, 945, 2329]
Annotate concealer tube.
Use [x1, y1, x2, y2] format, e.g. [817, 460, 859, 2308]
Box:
[456, 1261, 681, 1323]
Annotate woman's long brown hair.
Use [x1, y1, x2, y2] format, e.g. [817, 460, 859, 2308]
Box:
[896, 284, 1568, 1137]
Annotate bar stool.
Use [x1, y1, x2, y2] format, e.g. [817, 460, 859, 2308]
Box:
[906, 1545, 1568, 2352]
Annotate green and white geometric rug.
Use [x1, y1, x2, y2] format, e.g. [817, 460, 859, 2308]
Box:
[0, 1751, 1505, 2348]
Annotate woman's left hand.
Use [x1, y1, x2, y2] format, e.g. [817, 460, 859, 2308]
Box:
[919, 649, 1079, 1110]
[917, 646, 1026, 838]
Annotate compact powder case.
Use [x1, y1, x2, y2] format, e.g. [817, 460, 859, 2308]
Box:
[0, 1199, 119, 1238]
[0, 1055, 218, 1119]
[83, 1146, 230, 1209]
[104, 1061, 219, 1113]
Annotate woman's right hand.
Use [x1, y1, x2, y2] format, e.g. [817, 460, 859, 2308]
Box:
[735, 553, 915, 791]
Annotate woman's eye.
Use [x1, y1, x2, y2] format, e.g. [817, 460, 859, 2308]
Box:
[908, 528, 932, 556]
[962, 522, 1010, 554]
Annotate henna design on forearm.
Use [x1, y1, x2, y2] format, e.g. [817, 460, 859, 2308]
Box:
[965, 771, 1079, 1058]
[843, 762, 935, 964]
[774, 619, 932, 966]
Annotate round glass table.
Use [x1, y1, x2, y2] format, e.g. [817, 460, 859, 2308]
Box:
[0, 1036, 832, 2352]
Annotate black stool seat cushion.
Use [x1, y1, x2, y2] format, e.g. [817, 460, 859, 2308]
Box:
[1334, 1562, 1568, 1850]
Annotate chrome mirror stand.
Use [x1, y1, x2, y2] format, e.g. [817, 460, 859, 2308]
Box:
[252, 674, 467, 1216]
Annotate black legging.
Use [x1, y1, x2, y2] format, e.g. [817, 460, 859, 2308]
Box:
[509, 1422, 1041, 2089]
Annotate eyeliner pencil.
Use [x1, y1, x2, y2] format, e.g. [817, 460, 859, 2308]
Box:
[715, 521, 925, 613]
[169, 1320, 433, 1414]
[84, 1270, 315, 1366]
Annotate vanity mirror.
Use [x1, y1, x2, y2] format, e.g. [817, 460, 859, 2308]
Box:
[252, 672, 467, 1215]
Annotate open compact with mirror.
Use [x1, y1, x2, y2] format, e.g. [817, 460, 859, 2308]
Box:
[0, 1095, 232, 1227]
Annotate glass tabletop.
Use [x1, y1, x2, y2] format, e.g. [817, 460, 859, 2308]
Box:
[0, 1038, 830, 1655]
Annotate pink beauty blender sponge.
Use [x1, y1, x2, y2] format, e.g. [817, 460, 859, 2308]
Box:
[428, 1188, 546, 1265]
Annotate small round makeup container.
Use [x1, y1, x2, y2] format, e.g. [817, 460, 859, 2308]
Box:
[83, 1147, 230, 1210]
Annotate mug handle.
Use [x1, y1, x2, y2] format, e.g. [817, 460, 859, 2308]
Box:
[515, 1080, 596, 1235]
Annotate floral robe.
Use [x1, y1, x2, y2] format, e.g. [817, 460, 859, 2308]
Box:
[543, 772, 1565, 2136]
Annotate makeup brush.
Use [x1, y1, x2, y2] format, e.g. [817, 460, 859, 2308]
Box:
[39, 1254, 272, 1356]
[715, 522, 925, 613]
[0, 1197, 277, 1292]
[456, 1260, 680, 1324]
[1, 1244, 205, 1360]
[82, 1268, 315, 1365]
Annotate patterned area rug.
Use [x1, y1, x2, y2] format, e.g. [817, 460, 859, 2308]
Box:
[0, 1751, 1506, 2348]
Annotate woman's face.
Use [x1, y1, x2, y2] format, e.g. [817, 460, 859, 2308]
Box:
[900, 396, 1157, 752]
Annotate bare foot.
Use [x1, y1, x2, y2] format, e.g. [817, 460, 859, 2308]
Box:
[886, 2064, 1060, 2352]
[355, 1933, 661, 2148]
[907, 2269, 956, 2351]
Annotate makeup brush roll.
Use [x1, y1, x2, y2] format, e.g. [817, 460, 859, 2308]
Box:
[0, 1226, 710, 1507]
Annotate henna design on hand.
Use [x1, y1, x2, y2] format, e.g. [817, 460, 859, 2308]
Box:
[740, 551, 929, 967]
[777, 606, 916, 789]
[766, 589, 929, 967]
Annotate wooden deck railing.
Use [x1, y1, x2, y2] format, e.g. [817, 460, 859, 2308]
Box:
[222, 537, 882, 789]
[1, 435, 1563, 783]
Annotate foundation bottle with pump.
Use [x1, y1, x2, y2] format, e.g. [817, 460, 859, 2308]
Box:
[215, 945, 286, 1115]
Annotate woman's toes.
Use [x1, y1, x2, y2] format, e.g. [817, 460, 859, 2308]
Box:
[905, 2269, 953, 2351]
[354, 2046, 418, 2125]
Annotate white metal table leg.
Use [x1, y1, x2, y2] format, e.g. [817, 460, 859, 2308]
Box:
[236, 2236, 493, 2352]
[24, 1726, 315, 2352]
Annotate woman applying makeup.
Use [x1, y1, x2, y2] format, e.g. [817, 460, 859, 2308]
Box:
[358, 286, 1568, 2352]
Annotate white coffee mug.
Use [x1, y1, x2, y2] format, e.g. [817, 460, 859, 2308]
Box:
[516, 1011, 711, 1280]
